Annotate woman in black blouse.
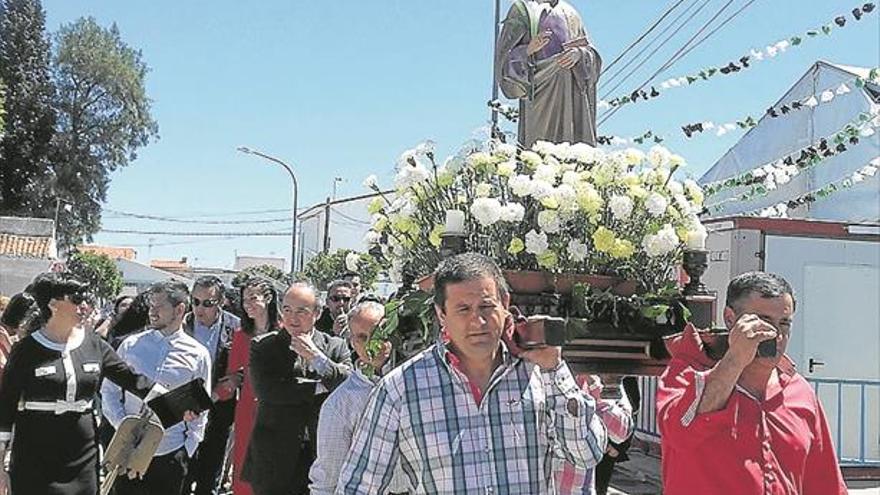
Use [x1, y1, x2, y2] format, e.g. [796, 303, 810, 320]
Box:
[0, 274, 159, 495]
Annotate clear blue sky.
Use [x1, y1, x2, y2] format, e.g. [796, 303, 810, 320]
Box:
[42, 0, 879, 269]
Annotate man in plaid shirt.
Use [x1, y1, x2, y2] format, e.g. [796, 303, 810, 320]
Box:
[336, 253, 607, 494]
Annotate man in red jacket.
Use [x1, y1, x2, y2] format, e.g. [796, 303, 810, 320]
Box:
[658, 271, 847, 494]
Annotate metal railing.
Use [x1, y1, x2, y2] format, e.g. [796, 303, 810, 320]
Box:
[632, 376, 880, 467]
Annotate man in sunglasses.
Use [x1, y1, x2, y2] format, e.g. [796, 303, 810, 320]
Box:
[315, 279, 353, 336]
[183, 276, 241, 495]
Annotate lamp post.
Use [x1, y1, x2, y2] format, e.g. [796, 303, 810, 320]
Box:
[236, 146, 299, 273]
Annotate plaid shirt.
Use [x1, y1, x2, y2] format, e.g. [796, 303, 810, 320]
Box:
[554, 376, 635, 495]
[336, 341, 607, 494]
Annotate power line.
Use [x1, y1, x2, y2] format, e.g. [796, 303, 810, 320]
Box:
[100, 229, 291, 236]
[600, 0, 690, 76]
[599, 0, 747, 127]
[600, 0, 710, 95]
[105, 208, 293, 224]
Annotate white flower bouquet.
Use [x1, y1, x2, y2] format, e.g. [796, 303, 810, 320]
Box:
[363, 139, 706, 293]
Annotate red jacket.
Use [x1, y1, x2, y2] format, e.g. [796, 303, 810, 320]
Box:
[657, 325, 847, 495]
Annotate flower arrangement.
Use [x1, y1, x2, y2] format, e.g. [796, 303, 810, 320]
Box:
[363, 139, 707, 292]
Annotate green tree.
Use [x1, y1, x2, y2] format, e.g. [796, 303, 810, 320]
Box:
[49, 17, 158, 247]
[66, 250, 123, 302]
[231, 264, 292, 290]
[302, 249, 380, 291]
[0, 0, 56, 218]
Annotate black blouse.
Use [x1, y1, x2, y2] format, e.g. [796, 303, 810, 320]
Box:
[0, 328, 155, 440]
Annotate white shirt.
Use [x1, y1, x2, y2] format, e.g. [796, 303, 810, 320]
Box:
[101, 327, 211, 456]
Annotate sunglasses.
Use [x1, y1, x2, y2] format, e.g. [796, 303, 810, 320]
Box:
[192, 297, 220, 308]
[329, 295, 352, 303]
[67, 292, 92, 305]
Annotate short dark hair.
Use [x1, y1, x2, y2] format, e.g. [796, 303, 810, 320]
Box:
[148, 280, 190, 308]
[434, 252, 509, 310]
[726, 271, 796, 312]
[193, 275, 225, 298]
[1, 292, 36, 329]
[113, 295, 134, 314]
[26, 273, 90, 325]
[327, 279, 354, 294]
[341, 271, 360, 280]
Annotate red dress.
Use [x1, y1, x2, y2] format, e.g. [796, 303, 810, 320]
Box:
[222, 329, 259, 495]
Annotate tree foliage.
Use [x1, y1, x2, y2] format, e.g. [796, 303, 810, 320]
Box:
[302, 249, 380, 291]
[49, 17, 158, 246]
[231, 264, 292, 291]
[0, 0, 56, 218]
[66, 250, 123, 302]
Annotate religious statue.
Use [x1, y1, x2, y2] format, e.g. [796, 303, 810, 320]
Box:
[495, 0, 602, 147]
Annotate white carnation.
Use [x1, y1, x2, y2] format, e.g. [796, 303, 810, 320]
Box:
[345, 252, 361, 272]
[570, 142, 604, 164]
[567, 239, 589, 262]
[496, 142, 517, 158]
[609, 195, 634, 220]
[666, 180, 684, 196]
[642, 224, 679, 257]
[394, 162, 431, 190]
[561, 170, 581, 185]
[363, 230, 382, 245]
[520, 150, 543, 168]
[500, 202, 525, 223]
[525, 229, 549, 255]
[647, 145, 672, 168]
[497, 160, 517, 177]
[529, 179, 555, 200]
[508, 174, 533, 197]
[537, 210, 561, 233]
[470, 197, 503, 227]
[645, 192, 669, 217]
[534, 164, 559, 183]
[624, 148, 645, 166]
[553, 184, 578, 210]
[533, 140, 557, 156]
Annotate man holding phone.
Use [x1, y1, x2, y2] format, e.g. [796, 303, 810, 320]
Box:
[657, 272, 847, 494]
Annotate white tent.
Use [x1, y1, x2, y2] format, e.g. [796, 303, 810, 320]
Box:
[699, 61, 880, 222]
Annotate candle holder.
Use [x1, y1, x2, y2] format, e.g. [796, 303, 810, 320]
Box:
[682, 248, 715, 330]
[439, 232, 467, 259]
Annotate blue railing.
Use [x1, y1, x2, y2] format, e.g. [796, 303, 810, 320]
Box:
[808, 377, 880, 466]
[632, 376, 880, 467]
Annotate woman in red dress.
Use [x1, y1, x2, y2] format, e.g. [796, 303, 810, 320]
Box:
[215, 278, 279, 495]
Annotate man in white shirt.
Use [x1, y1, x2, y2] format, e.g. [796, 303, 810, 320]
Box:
[102, 281, 212, 495]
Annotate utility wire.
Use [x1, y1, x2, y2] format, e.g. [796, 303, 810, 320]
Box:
[100, 229, 292, 236]
[600, 0, 710, 94]
[599, 0, 747, 127]
[601, 0, 690, 76]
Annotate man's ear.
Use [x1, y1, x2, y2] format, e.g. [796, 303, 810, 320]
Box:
[723, 306, 736, 329]
[435, 303, 446, 328]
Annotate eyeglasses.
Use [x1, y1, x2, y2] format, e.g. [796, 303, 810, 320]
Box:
[192, 297, 220, 308]
[329, 296, 351, 303]
[67, 292, 92, 305]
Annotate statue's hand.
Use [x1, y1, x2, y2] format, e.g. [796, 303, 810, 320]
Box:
[527, 30, 552, 56]
[557, 48, 581, 69]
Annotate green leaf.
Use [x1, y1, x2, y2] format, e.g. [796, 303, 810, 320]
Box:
[790, 36, 802, 45]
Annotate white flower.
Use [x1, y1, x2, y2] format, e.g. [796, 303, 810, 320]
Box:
[642, 224, 679, 257]
[836, 83, 851, 95]
[362, 174, 378, 189]
[567, 239, 589, 262]
[805, 96, 819, 107]
[534, 164, 559, 183]
[684, 179, 704, 205]
[475, 183, 493, 198]
[852, 171, 865, 183]
[765, 45, 778, 57]
[345, 252, 361, 272]
[860, 165, 878, 177]
[624, 148, 645, 166]
[394, 162, 431, 190]
[495, 142, 517, 158]
[666, 180, 684, 196]
[561, 170, 581, 185]
[570, 142, 604, 164]
[551, 142, 575, 162]
[609, 195, 634, 220]
[775, 202, 789, 218]
[443, 155, 464, 174]
[525, 230, 549, 255]
[470, 197, 503, 227]
[363, 230, 382, 245]
[750, 48, 764, 61]
[645, 192, 669, 217]
[775, 40, 790, 51]
[820, 90, 835, 103]
[533, 140, 557, 156]
[647, 145, 672, 168]
[509, 174, 533, 197]
[529, 179, 555, 200]
[467, 151, 494, 169]
[537, 210, 561, 233]
[669, 154, 686, 168]
[763, 175, 778, 191]
[860, 127, 875, 138]
[520, 150, 543, 168]
[500, 202, 525, 222]
[686, 223, 708, 250]
[497, 160, 517, 177]
[752, 167, 767, 178]
[674, 194, 693, 216]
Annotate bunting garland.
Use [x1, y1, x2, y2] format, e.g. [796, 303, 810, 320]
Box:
[598, 2, 877, 112]
[702, 110, 880, 201]
[749, 157, 880, 218]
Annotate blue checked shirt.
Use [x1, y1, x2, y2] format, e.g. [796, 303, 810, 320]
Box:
[336, 341, 607, 494]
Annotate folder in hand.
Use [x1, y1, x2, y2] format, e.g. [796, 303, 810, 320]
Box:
[146, 378, 212, 428]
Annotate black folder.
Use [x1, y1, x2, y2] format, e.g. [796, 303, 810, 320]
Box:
[146, 378, 213, 428]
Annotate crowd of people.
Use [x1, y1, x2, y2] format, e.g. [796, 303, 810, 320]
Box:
[0, 252, 848, 495]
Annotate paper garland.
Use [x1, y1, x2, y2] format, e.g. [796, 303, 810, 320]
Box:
[701, 110, 879, 208]
[598, 2, 877, 112]
[748, 157, 880, 218]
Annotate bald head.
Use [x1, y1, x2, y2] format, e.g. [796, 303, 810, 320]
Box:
[280, 282, 321, 336]
[348, 301, 385, 361]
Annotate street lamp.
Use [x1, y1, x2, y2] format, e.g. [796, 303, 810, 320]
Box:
[236, 146, 299, 273]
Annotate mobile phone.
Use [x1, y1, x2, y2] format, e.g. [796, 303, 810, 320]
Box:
[757, 338, 777, 358]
